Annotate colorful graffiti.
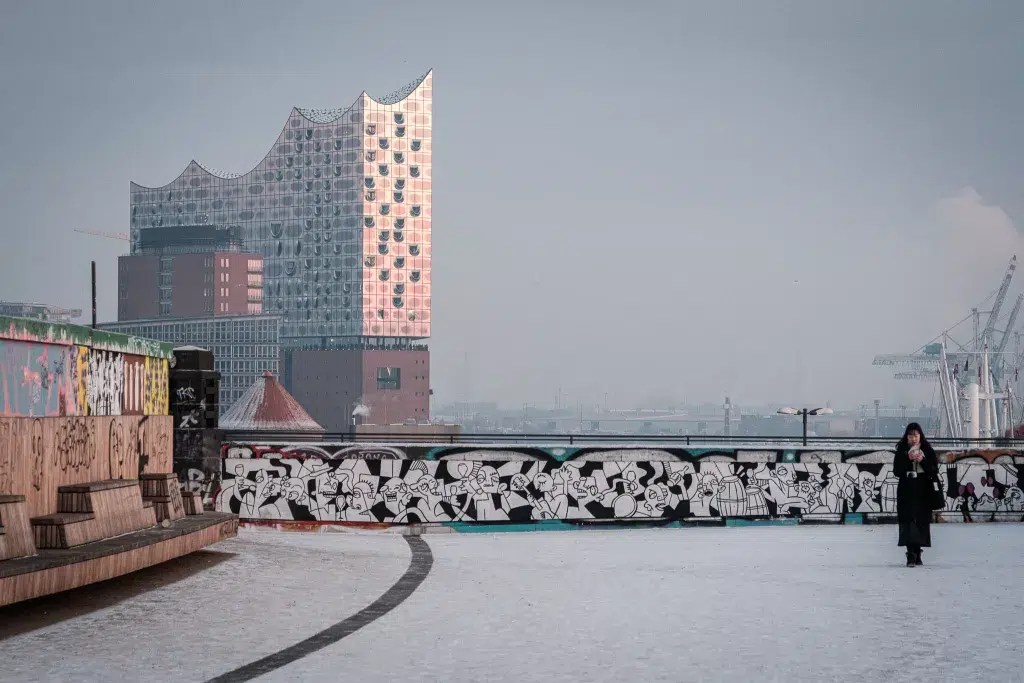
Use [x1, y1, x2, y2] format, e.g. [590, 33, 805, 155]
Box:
[122, 354, 146, 415]
[0, 341, 82, 416]
[214, 444, 1024, 525]
[1, 315, 173, 418]
[144, 357, 169, 416]
[2, 315, 173, 359]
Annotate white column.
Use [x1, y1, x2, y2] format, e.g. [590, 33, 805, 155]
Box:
[966, 382, 981, 439]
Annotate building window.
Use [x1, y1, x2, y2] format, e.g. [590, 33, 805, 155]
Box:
[377, 367, 401, 391]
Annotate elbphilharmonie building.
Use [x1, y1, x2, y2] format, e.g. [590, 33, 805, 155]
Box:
[122, 72, 434, 428]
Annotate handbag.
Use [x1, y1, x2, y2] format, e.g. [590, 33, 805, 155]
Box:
[929, 472, 946, 511]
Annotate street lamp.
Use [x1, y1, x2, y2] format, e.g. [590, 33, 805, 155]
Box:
[778, 406, 834, 445]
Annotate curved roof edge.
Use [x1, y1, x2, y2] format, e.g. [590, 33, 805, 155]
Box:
[131, 69, 432, 190]
[132, 159, 246, 189]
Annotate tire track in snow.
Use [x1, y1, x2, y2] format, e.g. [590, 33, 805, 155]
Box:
[207, 535, 433, 682]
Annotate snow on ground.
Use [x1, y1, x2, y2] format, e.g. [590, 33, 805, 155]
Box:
[2, 525, 1022, 683]
[0, 530, 410, 682]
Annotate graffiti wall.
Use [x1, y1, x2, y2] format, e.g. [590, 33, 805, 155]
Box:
[0, 316, 172, 417]
[214, 444, 1024, 525]
[0, 341, 82, 416]
[0, 415, 173, 517]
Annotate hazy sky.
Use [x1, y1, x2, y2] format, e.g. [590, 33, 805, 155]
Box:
[2, 1, 1023, 411]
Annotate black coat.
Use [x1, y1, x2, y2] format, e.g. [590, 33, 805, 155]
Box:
[893, 441, 938, 547]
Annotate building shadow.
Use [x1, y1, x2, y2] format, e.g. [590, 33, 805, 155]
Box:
[0, 549, 237, 640]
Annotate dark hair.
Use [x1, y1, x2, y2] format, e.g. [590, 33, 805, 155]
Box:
[898, 422, 931, 451]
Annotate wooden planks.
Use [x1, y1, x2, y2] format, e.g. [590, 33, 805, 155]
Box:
[139, 473, 186, 523]
[0, 497, 35, 560]
[31, 483, 157, 549]
[0, 513, 237, 607]
[181, 491, 205, 516]
[0, 416, 172, 518]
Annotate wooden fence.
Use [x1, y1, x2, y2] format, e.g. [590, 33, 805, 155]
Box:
[0, 416, 172, 518]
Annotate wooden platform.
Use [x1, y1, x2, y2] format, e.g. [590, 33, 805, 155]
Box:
[31, 479, 158, 549]
[0, 495, 34, 561]
[0, 512, 237, 607]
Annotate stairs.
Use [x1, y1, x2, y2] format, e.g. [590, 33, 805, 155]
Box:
[139, 473, 188, 523]
[30, 480, 157, 549]
[181, 491, 205, 516]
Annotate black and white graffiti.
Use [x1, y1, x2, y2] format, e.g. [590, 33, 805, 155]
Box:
[215, 455, 1024, 523]
[87, 350, 124, 416]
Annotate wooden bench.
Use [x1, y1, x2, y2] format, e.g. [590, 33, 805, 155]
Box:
[0, 495, 35, 560]
[181, 491, 205, 516]
[139, 473, 186, 523]
[30, 480, 157, 549]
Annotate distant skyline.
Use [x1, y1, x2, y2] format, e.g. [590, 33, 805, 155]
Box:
[2, 1, 1024, 411]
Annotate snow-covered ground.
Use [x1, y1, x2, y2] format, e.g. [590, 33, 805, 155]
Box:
[2, 525, 1022, 682]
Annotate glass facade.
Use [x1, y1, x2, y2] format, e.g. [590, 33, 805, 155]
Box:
[99, 315, 281, 413]
[129, 71, 432, 346]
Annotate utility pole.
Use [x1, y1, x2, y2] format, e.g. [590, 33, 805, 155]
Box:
[873, 399, 881, 437]
[723, 396, 732, 437]
[90, 261, 97, 329]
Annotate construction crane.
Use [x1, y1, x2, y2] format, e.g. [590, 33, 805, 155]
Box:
[994, 293, 1023, 359]
[873, 255, 1021, 438]
[74, 229, 129, 241]
[893, 370, 940, 381]
[980, 255, 1016, 347]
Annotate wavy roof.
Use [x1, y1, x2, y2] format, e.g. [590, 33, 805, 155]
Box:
[133, 70, 431, 188]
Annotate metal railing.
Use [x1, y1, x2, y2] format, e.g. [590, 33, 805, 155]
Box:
[219, 430, 1024, 448]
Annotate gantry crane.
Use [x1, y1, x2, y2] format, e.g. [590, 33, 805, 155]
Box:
[873, 255, 1020, 438]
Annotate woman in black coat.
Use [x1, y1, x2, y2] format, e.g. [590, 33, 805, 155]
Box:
[892, 422, 938, 567]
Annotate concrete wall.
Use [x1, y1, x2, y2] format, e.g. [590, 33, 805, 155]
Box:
[283, 348, 429, 431]
[118, 254, 159, 321]
[172, 253, 211, 318]
[359, 349, 430, 426]
[208, 442, 1024, 527]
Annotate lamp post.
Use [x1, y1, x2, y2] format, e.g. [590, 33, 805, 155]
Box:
[778, 406, 834, 446]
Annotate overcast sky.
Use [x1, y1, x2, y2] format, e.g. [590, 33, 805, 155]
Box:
[2, 0, 1023, 412]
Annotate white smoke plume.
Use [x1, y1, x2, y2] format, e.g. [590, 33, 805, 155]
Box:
[931, 187, 1023, 323]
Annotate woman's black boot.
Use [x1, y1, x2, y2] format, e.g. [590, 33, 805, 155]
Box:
[906, 551, 916, 567]
[914, 550, 923, 566]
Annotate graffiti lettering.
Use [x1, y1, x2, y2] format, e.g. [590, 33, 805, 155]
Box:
[53, 418, 96, 474]
[87, 350, 125, 416]
[176, 386, 196, 402]
[30, 418, 45, 490]
[109, 419, 128, 476]
[0, 342, 81, 417]
[0, 422, 13, 492]
[144, 357, 169, 415]
[180, 409, 200, 429]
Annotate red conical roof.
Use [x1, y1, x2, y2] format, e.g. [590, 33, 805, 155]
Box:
[220, 371, 324, 433]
